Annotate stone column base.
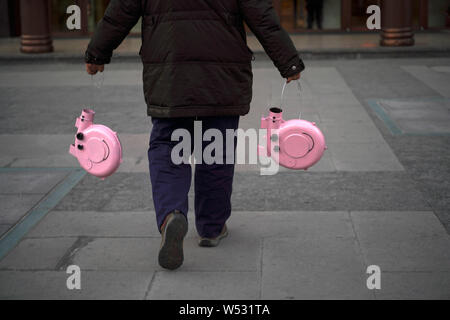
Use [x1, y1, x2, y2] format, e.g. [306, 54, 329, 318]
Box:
[20, 34, 54, 53]
[380, 27, 415, 47]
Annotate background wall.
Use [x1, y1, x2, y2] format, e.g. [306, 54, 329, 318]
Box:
[428, 0, 449, 28]
[323, 0, 342, 29]
[0, 0, 10, 37]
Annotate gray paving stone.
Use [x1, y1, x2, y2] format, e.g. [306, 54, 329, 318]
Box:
[0, 134, 74, 158]
[57, 170, 431, 213]
[318, 104, 373, 123]
[304, 151, 336, 172]
[0, 238, 76, 270]
[322, 121, 385, 143]
[11, 155, 79, 168]
[374, 272, 450, 300]
[1, 134, 149, 170]
[0, 157, 15, 167]
[33, 210, 354, 241]
[380, 98, 448, 115]
[351, 211, 450, 272]
[261, 237, 372, 299]
[377, 98, 450, 134]
[387, 135, 450, 233]
[0, 224, 11, 236]
[146, 271, 259, 300]
[337, 60, 438, 101]
[59, 171, 431, 212]
[327, 142, 404, 171]
[0, 171, 68, 194]
[101, 188, 155, 212]
[52, 210, 353, 241]
[430, 66, 450, 73]
[71, 237, 158, 271]
[226, 211, 352, 239]
[313, 92, 365, 107]
[0, 86, 149, 135]
[71, 235, 259, 272]
[232, 172, 429, 211]
[116, 156, 149, 173]
[0, 194, 43, 225]
[304, 67, 352, 94]
[27, 211, 157, 238]
[435, 210, 450, 235]
[397, 119, 450, 135]
[182, 233, 260, 271]
[55, 173, 153, 212]
[402, 66, 450, 98]
[0, 271, 153, 300]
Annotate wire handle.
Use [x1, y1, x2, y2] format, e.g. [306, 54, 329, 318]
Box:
[280, 79, 302, 109]
[89, 71, 104, 109]
[280, 79, 303, 119]
[91, 71, 104, 88]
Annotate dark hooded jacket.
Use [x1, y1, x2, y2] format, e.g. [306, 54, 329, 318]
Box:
[86, 0, 305, 118]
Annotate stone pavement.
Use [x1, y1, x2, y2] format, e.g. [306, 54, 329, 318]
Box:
[0, 57, 449, 299]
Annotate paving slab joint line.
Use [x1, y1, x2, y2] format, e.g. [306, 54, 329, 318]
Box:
[3, 158, 18, 168]
[367, 97, 450, 137]
[347, 212, 373, 280]
[0, 168, 87, 261]
[348, 212, 378, 300]
[55, 236, 94, 271]
[143, 271, 157, 300]
[366, 99, 403, 136]
[258, 238, 264, 300]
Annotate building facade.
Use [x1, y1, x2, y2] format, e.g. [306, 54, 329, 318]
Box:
[2, 0, 449, 38]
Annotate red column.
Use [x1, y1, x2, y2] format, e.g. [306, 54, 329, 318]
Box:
[380, 0, 415, 46]
[20, 0, 53, 53]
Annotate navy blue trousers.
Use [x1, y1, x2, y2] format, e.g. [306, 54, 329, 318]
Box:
[148, 116, 239, 238]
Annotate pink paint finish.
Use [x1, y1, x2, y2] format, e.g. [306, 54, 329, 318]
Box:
[69, 109, 122, 179]
[260, 108, 326, 170]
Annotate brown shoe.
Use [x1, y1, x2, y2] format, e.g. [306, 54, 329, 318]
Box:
[198, 225, 228, 247]
[158, 210, 188, 270]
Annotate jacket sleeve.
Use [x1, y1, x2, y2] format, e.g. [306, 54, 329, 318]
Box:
[238, 0, 305, 77]
[86, 0, 142, 64]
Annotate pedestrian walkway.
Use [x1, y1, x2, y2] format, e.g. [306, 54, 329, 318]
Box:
[0, 57, 449, 299]
[0, 32, 449, 60]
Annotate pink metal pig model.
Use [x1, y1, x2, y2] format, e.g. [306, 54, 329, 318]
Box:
[69, 109, 122, 179]
[259, 81, 327, 170]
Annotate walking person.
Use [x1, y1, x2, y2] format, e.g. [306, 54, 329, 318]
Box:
[306, 0, 324, 29]
[85, 0, 304, 270]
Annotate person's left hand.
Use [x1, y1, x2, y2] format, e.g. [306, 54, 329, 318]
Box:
[287, 72, 301, 83]
[86, 63, 104, 75]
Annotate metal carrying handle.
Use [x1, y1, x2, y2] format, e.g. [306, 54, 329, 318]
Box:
[89, 71, 104, 109]
[91, 71, 104, 88]
[280, 79, 303, 119]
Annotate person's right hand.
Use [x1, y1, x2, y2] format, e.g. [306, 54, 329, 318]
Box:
[86, 63, 104, 75]
[286, 73, 301, 83]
